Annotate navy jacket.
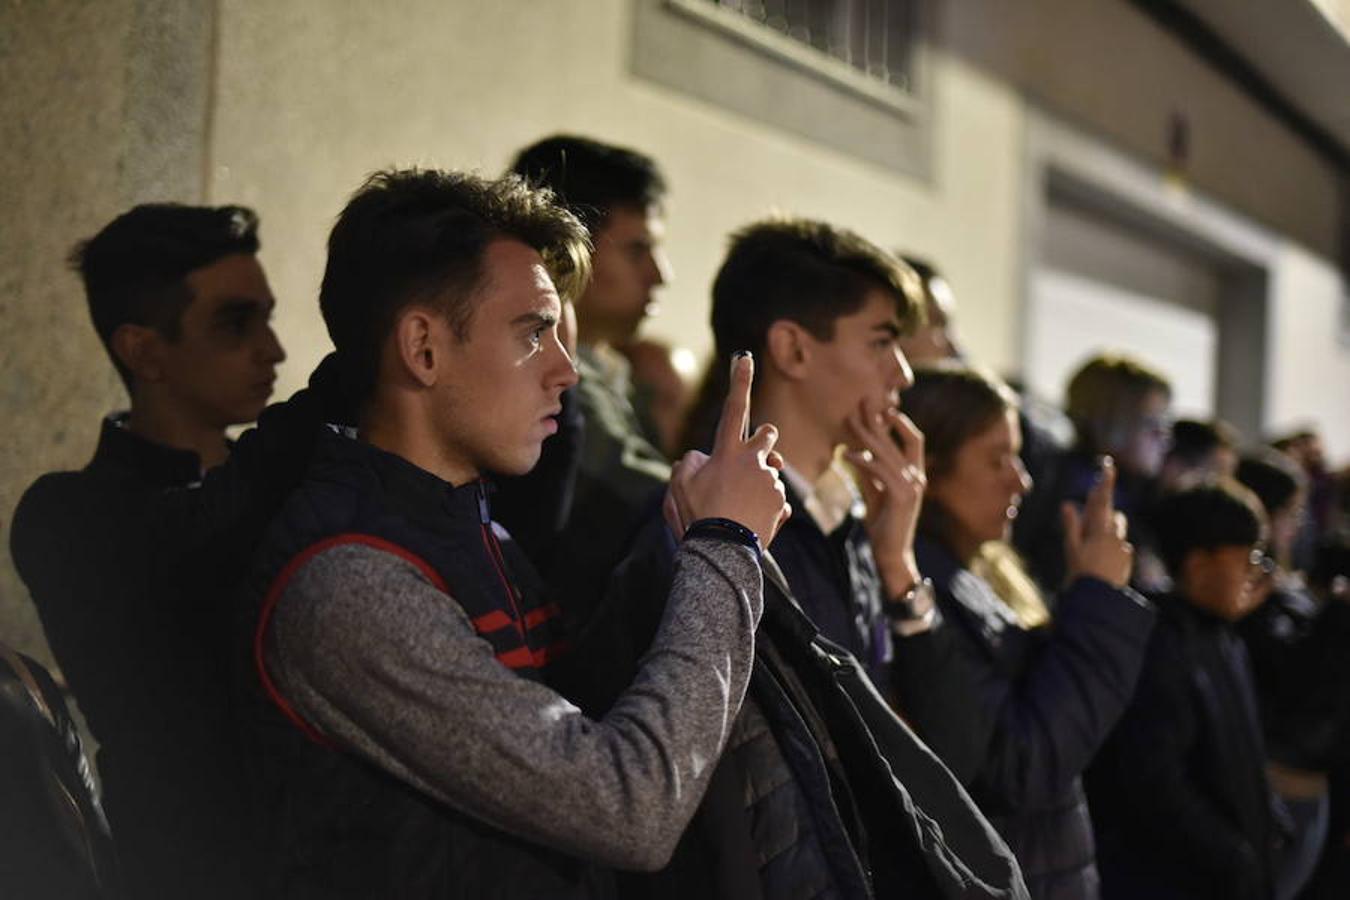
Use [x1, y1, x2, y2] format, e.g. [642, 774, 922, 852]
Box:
[772, 481, 987, 782]
[1087, 595, 1281, 900]
[916, 537, 1155, 900]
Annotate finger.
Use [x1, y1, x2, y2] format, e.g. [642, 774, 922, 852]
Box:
[844, 450, 888, 508]
[1113, 511, 1128, 540]
[1061, 502, 1083, 560]
[1083, 457, 1116, 536]
[745, 422, 780, 459]
[847, 408, 907, 478]
[712, 352, 753, 456]
[889, 410, 926, 475]
[662, 486, 684, 536]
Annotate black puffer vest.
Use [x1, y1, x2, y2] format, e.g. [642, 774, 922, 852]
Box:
[238, 427, 608, 899]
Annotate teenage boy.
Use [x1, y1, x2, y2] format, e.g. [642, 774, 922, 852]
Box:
[238, 168, 789, 897]
[508, 135, 672, 609]
[698, 218, 985, 778]
[1086, 482, 1281, 900]
[11, 204, 284, 897]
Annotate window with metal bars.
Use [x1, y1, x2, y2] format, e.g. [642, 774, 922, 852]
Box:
[630, 0, 932, 176]
[671, 0, 919, 104]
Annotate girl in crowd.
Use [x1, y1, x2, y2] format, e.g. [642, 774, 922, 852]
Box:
[900, 363, 1156, 900]
[1014, 354, 1174, 592]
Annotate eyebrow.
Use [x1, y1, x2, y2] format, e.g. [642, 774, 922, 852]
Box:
[510, 311, 558, 328]
[211, 296, 274, 319]
[872, 321, 902, 338]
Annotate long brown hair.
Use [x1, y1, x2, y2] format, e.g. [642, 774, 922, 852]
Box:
[903, 362, 1049, 628]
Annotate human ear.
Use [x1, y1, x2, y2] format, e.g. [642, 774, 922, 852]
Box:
[393, 307, 442, 388]
[765, 320, 812, 381]
[110, 324, 164, 382]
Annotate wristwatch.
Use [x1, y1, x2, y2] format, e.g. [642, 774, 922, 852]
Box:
[886, 577, 937, 633]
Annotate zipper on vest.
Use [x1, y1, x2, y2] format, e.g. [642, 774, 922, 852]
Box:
[477, 481, 528, 641]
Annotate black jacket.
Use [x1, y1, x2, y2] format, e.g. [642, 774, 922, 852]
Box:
[586, 523, 1029, 900]
[1238, 584, 1350, 773]
[1086, 594, 1279, 900]
[10, 416, 253, 898]
[916, 537, 1155, 900]
[772, 481, 987, 782]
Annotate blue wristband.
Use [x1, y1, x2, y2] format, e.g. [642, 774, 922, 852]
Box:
[684, 517, 761, 552]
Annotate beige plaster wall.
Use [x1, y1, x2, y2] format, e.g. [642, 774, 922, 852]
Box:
[206, 0, 1026, 405]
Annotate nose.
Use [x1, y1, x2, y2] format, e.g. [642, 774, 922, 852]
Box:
[892, 346, 915, 393]
[259, 323, 286, 366]
[648, 247, 672, 289]
[551, 334, 580, 391]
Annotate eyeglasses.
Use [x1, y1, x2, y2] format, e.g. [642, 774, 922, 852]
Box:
[1247, 548, 1276, 581]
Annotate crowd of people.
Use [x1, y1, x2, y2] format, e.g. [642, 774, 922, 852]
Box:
[2, 134, 1348, 900]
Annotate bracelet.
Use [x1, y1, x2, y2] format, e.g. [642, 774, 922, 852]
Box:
[685, 517, 761, 552]
[885, 577, 936, 622]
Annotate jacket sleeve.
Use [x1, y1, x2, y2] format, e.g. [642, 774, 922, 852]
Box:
[1093, 627, 1268, 900]
[953, 576, 1156, 809]
[264, 534, 762, 872]
[889, 613, 993, 786]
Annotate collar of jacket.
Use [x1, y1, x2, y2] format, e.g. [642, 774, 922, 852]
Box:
[915, 534, 1021, 643]
[310, 424, 495, 538]
[88, 412, 206, 488]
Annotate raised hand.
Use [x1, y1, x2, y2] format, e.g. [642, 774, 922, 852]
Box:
[1062, 457, 1133, 588]
[843, 399, 925, 595]
[664, 353, 789, 547]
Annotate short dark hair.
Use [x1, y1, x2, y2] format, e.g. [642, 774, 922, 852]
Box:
[70, 203, 260, 387]
[1153, 481, 1266, 576]
[1166, 418, 1238, 469]
[319, 168, 590, 403]
[710, 217, 924, 362]
[509, 135, 666, 232]
[676, 217, 923, 454]
[1236, 451, 1306, 516]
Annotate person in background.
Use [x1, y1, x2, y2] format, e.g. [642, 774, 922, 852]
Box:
[682, 219, 986, 779]
[1236, 452, 1350, 899]
[1272, 429, 1336, 573]
[10, 204, 285, 898]
[1016, 353, 1173, 593]
[904, 362, 1156, 900]
[1087, 482, 1282, 900]
[897, 254, 962, 365]
[1159, 418, 1240, 492]
[615, 338, 694, 458]
[509, 135, 672, 618]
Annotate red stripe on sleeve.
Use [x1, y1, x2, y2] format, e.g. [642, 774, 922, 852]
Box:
[255, 533, 447, 747]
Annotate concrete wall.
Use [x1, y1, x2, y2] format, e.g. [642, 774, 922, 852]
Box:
[206, 0, 1026, 403]
[0, 0, 213, 668]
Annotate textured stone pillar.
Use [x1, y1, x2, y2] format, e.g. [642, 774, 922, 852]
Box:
[0, 0, 216, 670]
